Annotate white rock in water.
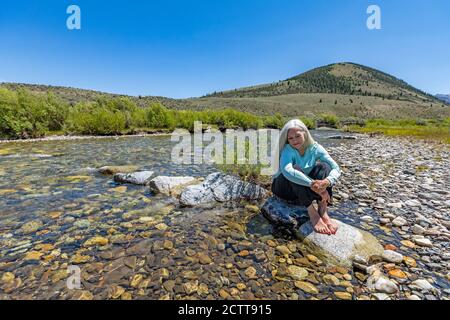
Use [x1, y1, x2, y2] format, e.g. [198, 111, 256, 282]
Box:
[410, 279, 434, 292]
[405, 199, 421, 207]
[180, 172, 269, 206]
[413, 237, 433, 247]
[392, 217, 408, 227]
[445, 200, 450, 207]
[372, 293, 390, 300]
[295, 219, 383, 268]
[360, 215, 374, 222]
[381, 250, 403, 263]
[372, 277, 399, 294]
[407, 295, 421, 300]
[149, 176, 198, 196]
[114, 171, 154, 185]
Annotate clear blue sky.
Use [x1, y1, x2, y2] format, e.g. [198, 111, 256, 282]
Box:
[0, 0, 449, 98]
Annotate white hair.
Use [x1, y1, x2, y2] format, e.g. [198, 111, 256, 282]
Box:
[273, 119, 315, 174]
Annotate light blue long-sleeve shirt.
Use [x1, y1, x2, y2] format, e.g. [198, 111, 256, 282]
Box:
[273, 142, 341, 187]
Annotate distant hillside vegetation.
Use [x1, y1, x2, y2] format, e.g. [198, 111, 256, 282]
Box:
[206, 62, 441, 104]
[1, 62, 449, 120]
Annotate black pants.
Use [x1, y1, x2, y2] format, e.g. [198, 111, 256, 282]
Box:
[271, 162, 333, 207]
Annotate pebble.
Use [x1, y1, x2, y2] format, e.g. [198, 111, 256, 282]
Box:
[411, 224, 425, 235]
[405, 200, 421, 207]
[83, 236, 109, 247]
[360, 215, 374, 223]
[372, 293, 390, 300]
[20, 220, 43, 234]
[334, 291, 352, 300]
[410, 279, 434, 292]
[374, 277, 398, 294]
[294, 281, 319, 294]
[388, 269, 407, 279]
[244, 267, 257, 278]
[276, 245, 291, 256]
[382, 250, 404, 264]
[413, 238, 433, 247]
[323, 274, 340, 286]
[24, 251, 43, 261]
[197, 253, 212, 264]
[287, 266, 308, 280]
[74, 219, 91, 229]
[1, 272, 15, 284]
[392, 217, 407, 227]
[403, 256, 417, 268]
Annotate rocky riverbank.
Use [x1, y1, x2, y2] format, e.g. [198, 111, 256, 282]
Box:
[0, 134, 448, 300]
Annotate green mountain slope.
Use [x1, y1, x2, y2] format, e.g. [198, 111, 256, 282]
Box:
[206, 62, 441, 104]
[1, 62, 449, 120]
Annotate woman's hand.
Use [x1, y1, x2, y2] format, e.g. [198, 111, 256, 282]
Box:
[311, 179, 330, 193]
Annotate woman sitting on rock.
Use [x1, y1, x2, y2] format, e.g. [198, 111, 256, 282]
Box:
[271, 119, 341, 235]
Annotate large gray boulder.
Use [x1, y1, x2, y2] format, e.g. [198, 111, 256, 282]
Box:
[113, 171, 154, 185]
[179, 172, 269, 206]
[296, 220, 383, 267]
[149, 176, 200, 196]
[261, 196, 383, 267]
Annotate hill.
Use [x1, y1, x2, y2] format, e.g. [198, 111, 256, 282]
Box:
[436, 94, 450, 104]
[1, 62, 449, 120]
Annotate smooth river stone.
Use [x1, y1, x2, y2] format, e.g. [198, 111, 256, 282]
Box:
[179, 172, 269, 206]
[149, 176, 199, 196]
[296, 219, 384, 268]
[114, 171, 154, 185]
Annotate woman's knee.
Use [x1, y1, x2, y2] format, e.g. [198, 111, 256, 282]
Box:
[310, 162, 331, 179]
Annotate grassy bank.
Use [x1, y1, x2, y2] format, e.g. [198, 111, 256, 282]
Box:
[343, 118, 450, 144]
[1, 87, 448, 144]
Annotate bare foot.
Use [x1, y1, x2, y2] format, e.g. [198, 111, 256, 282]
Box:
[318, 201, 339, 234]
[307, 204, 331, 235]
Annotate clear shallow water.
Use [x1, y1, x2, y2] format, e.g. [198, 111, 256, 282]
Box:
[2, 130, 446, 299]
[0, 131, 350, 222]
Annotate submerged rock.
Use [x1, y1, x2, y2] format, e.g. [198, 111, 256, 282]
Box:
[114, 171, 154, 185]
[19, 220, 44, 234]
[296, 220, 383, 268]
[179, 172, 269, 206]
[381, 250, 404, 264]
[149, 176, 199, 196]
[98, 166, 139, 175]
[261, 196, 309, 234]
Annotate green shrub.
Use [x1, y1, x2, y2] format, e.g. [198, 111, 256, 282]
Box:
[0, 88, 69, 138]
[299, 116, 316, 129]
[318, 113, 338, 127]
[263, 113, 285, 129]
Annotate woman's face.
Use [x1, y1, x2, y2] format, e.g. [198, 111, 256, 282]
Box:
[287, 127, 305, 150]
